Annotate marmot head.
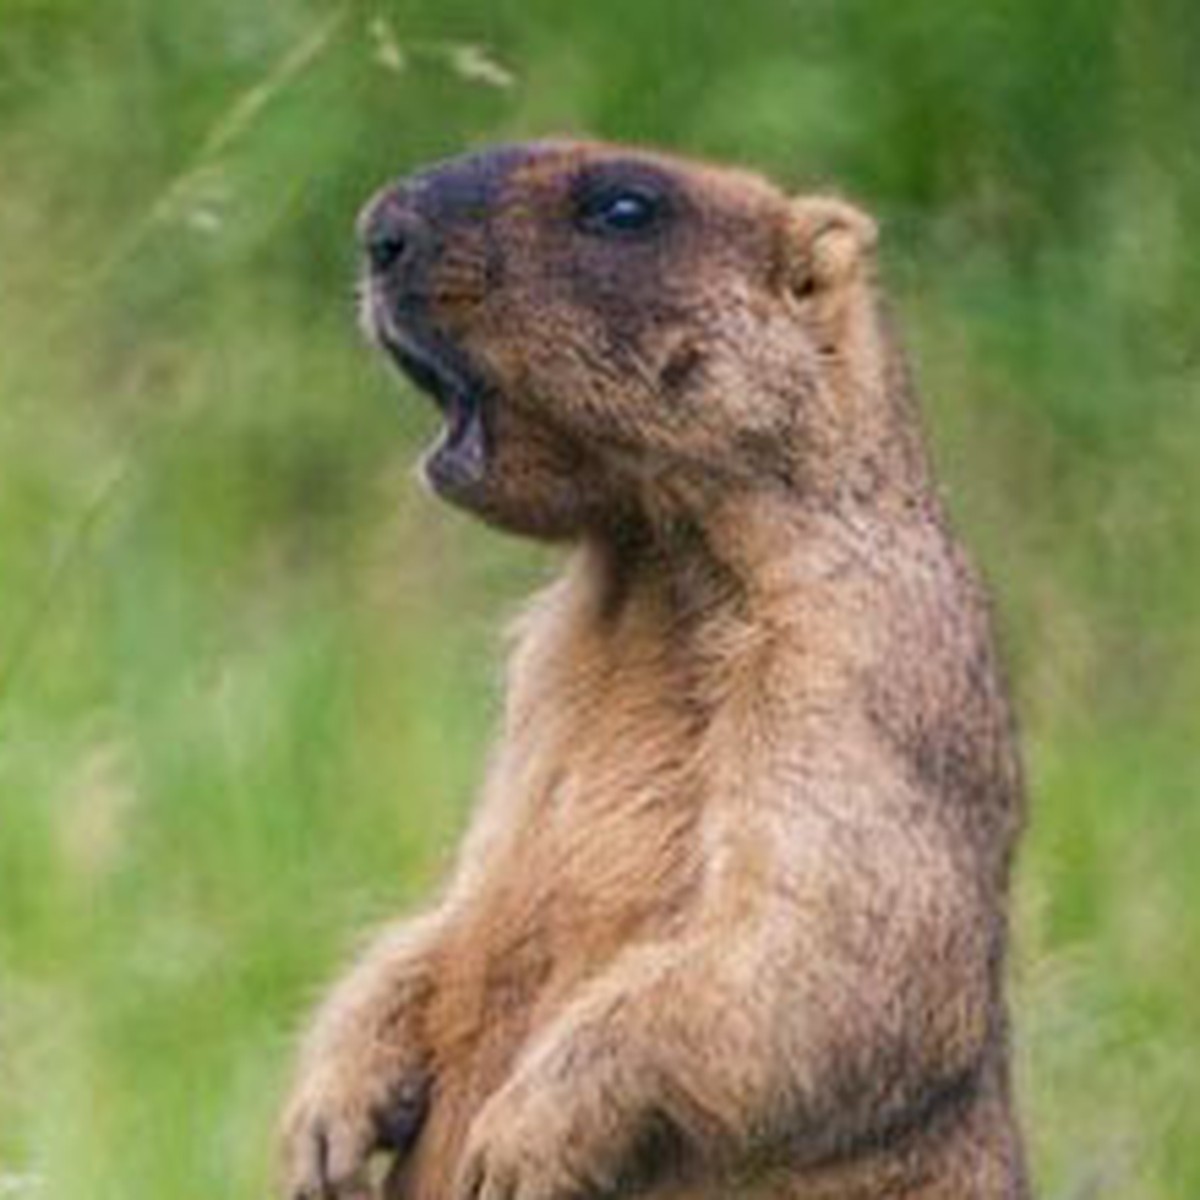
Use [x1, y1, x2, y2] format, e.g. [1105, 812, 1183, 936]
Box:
[359, 139, 901, 540]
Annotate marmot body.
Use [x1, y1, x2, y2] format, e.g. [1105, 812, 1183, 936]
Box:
[281, 141, 1029, 1200]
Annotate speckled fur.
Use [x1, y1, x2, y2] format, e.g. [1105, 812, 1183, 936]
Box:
[280, 141, 1029, 1200]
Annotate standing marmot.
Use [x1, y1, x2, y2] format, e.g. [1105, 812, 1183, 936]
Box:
[280, 140, 1029, 1200]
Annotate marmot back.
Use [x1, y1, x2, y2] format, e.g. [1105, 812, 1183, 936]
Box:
[280, 141, 1029, 1200]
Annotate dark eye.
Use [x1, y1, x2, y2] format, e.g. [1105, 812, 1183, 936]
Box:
[576, 186, 666, 237]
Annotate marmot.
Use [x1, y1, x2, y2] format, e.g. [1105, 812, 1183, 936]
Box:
[280, 140, 1029, 1200]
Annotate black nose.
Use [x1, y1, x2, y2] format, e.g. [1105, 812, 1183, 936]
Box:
[358, 145, 542, 278]
[367, 224, 408, 273]
[360, 195, 427, 276]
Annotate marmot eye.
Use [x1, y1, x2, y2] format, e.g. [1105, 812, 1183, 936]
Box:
[577, 186, 665, 236]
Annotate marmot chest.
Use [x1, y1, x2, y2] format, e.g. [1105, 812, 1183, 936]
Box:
[432, 624, 705, 1045]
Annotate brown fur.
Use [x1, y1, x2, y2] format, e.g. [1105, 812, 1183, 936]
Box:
[279, 141, 1029, 1200]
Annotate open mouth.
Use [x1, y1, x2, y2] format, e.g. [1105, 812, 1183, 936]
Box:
[377, 323, 490, 493]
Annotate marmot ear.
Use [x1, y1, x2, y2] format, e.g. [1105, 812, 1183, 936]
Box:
[779, 196, 878, 301]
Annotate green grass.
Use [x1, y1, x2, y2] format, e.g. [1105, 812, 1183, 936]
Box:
[1, 1, 1198, 1196]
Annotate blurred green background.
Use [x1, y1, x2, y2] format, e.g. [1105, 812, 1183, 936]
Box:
[1, 0, 1197, 1196]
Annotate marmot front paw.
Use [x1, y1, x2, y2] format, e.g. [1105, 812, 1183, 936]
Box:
[454, 1074, 604, 1200]
[280, 1055, 429, 1200]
